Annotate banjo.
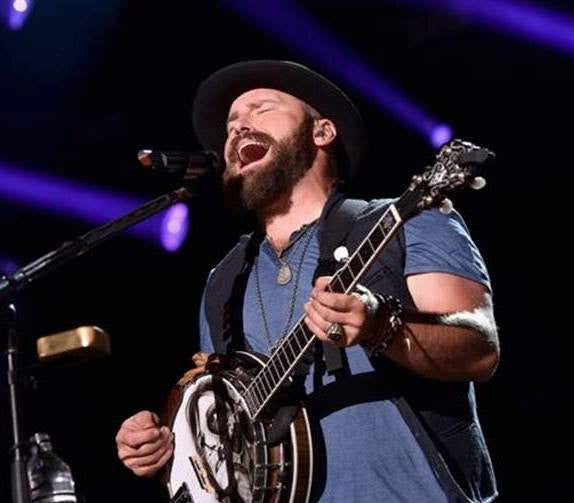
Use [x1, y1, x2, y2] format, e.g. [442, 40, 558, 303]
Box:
[164, 139, 494, 503]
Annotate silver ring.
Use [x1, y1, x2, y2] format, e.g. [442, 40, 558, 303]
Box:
[326, 322, 345, 342]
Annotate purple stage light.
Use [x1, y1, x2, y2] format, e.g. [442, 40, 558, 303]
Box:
[222, 0, 451, 148]
[0, 162, 189, 252]
[12, 0, 27, 12]
[161, 203, 189, 252]
[6, 0, 33, 30]
[401, 0, 574, 57]
[0, 253, 19, 275]
[430, 123, 453, 148]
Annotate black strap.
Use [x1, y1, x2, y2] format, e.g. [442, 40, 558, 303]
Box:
[315, 197, 368, 373]
[206, 232, 262, 354]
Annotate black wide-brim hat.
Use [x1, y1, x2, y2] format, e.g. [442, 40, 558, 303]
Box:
[192, 60, 365, 179]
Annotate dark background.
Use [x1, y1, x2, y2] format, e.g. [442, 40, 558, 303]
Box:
[0, 1, 570, 501]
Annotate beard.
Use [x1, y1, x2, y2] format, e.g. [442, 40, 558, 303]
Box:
[222, 116, 316, 213]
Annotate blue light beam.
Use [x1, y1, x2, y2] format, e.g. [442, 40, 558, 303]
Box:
[0, 162, 189, 252]
[0, 252, 19, 275]
[0, 0, 34, 30]
[222, 0, 453, 147]
[400, 0, 574, 57]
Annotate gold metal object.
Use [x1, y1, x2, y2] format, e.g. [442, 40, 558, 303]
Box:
[36, 326, 110, 362]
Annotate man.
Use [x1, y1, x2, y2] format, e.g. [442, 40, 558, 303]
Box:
[116, 60, 499, 502]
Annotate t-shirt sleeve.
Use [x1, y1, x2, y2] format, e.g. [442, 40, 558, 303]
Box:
[404, 208, 491, 292]
[199, 280, 215, 354]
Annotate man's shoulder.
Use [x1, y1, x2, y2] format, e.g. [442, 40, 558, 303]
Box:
[350, 196, 396, 221]
[352, 197, 466, 231]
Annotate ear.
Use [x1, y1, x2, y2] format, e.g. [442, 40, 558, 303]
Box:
[312, 118, 337, 147]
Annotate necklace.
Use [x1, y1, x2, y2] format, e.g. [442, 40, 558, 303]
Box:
[276, 259, 292, 286]
[268, 221, 317, 286]
[254, 221, 318, 350]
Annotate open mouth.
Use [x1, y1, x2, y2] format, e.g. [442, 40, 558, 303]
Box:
[237, 140, 270, 169]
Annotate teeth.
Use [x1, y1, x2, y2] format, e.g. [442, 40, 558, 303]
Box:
[238, 141, 268, 165]
[237, 139, 265, 152]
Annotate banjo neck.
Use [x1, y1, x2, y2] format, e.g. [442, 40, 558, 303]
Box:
[239, 139, 494, 420]
[241, 203, 403, 419]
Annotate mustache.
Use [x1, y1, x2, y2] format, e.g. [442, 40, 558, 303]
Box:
[226, 131, 275, 166]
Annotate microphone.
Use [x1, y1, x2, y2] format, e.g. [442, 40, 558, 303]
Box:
[137, 149, 222, 178]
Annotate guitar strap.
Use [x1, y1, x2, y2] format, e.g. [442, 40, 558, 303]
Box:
[313, 194, 369, 373]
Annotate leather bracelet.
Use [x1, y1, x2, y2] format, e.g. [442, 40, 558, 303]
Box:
[362, 294, 403, 355]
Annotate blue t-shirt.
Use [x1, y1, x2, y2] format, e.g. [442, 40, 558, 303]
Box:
[199, 207, 490, 502]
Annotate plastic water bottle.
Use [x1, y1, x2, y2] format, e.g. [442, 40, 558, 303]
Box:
[26, 432, 78, 502]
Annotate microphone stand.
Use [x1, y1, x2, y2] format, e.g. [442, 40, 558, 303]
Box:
[2, 303, 29, 503]
[0, 182, 198, 503]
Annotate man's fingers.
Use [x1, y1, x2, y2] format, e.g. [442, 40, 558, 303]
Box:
[313, 276, 332, 291]
[117, 411, 158, 438]
[117, 425, 161, 449]
[304, 315, 327, 340]
[119, 442, 165, 465]
[118, 427, 172, 460]
[312, 290, 358, 312]
[312, 276, 364, 314]
[116, 411, 163, 448]
[123, 437, 172, 468]
[131, 443, 175, 478]
[116, 410, 174, 477]
[306, 298, 362, 328]
[130, 410, 159, 429]
[177, 367, 205, 386]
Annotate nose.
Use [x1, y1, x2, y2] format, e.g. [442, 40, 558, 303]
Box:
[227, 116, 253, 138]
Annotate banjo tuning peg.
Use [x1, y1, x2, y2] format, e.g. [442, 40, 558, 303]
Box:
[333, 246, 350, 264]
[470, 176, 486, 190]
[439, 198, 454, 215]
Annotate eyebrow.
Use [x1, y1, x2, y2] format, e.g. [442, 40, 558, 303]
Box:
[227, 99, 280, 124]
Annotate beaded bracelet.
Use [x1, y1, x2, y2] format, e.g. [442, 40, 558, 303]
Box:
[362, 294, 403, 355]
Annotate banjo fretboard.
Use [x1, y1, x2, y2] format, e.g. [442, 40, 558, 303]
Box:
[242, 204, 402, 418]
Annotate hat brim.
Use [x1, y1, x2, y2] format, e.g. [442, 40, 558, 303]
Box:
[192, 60, 364, 178]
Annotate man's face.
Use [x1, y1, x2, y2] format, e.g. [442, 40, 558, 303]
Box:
[222, 88, 316, 212]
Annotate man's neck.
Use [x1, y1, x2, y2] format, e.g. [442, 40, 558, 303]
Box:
[259, 172, 335, 253]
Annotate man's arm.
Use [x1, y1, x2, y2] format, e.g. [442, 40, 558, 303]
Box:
[385, 272, 499, 382]
[304, 272, 499, 382]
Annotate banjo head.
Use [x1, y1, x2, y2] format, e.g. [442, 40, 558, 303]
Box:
[167, 351, 313, 503]
[169, 373, 257, 502]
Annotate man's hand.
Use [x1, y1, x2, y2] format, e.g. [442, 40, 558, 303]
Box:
[115, 410, 173, 477]
[304, 276, 377, 347]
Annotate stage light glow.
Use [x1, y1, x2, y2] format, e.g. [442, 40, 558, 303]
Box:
[161, 203, 189, 252]
[430, 124, 453, 148]
[0, 162, 189, 252]
[400, 0, 574, 57]
[222, 0, 452, 148]
[12, 0, 28, 13]
[6, 0, 33, 29]
[0, 253, 19, 275]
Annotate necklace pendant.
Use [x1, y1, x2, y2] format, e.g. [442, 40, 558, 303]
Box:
[277, 262, 292, 285]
